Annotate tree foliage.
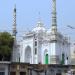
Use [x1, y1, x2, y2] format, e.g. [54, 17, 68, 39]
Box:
[0, 32, 14, 61]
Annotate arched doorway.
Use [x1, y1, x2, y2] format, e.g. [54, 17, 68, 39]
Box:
[25, 46, 31, 63]
[45, 54, 49, 64]
[44, 49, 49, 64]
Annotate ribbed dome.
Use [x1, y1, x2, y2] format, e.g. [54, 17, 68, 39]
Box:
[32, 21, 46, 33]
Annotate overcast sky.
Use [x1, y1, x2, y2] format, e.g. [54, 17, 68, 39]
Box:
[0, 0, 75, 42]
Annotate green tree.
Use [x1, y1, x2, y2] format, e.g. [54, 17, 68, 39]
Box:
[0, 32, 14, 61]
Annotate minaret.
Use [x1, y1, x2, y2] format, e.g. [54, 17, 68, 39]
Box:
[50, 0, 59, 64]
[51, 0, 57, 33]
[12, 5, 17, 38]
[12, 5, 18, 62]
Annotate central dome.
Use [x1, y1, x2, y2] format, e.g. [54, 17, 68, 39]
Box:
[32, 21, 46, 33]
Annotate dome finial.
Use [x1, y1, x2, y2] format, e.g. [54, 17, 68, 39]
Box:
[37, 12, 43, 27]
[38, 12, 41, 22]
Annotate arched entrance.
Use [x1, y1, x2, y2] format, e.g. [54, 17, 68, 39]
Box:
[25, 46, 31, 63]
[44, 49, 49, 64]
[45, 54, 49, 64]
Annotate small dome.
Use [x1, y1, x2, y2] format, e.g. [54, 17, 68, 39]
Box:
[32, 21, 46, 33]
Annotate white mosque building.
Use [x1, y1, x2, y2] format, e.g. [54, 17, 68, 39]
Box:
[12, 0, 71, 64]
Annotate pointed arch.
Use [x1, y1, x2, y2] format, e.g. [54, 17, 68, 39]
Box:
[25, 46, 31, 63]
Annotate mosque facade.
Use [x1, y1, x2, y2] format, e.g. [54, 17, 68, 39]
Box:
[12, 0, 70, 64]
